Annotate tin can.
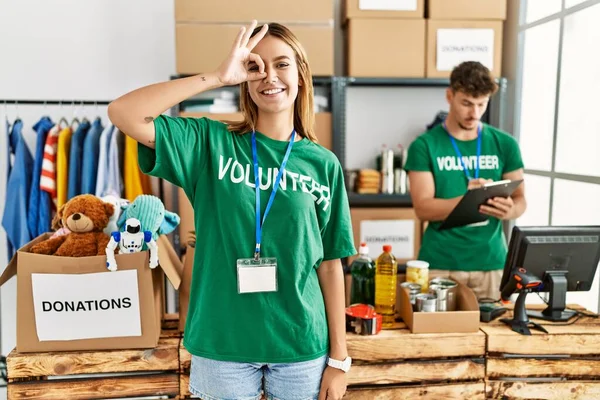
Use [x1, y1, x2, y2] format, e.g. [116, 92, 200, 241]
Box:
[429, 278, 458, 311]
[401, 282, 421, 310]
[415, 293, 437, 312]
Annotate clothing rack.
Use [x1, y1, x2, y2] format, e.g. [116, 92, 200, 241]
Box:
[2, 100, 112, 105]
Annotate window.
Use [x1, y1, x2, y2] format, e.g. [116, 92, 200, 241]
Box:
[515, 0, 600, 312]
[555, 3, 600, 177]
[516, 174, 551, 226]
[525, 0, 562, 23]
[565, 0, 590, 7]
[551, 180, 600, 225]
[517, 21, 560, 172]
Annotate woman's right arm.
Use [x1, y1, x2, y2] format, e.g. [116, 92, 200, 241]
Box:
[107, 20, 269, 149]
[107, 73, 223, 149]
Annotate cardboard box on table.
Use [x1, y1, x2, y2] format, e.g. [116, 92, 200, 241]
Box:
[0, 233, 183, 353]
[399, 281, 480, 333]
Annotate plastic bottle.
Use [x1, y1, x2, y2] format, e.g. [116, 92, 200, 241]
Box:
[375, 244, 398, 328]
[350, 242, 375, 306]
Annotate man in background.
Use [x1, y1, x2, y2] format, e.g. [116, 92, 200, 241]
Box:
[404, 61, 527, 300]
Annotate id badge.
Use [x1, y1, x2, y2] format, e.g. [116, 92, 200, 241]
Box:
[237, 258, 278, 294]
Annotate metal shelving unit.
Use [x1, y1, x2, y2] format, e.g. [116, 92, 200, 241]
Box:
[339, 76, 509, 208]
[347, 193, 412, 207]
[166, 74, 509, 210]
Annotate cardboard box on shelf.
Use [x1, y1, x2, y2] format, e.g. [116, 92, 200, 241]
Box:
[347, 18, 426, 78]
[350, 207, 422, 265]
[426, 20, 503, 78]
[175, 0, 333, 23]
[427, 0, 507, 20]
[345, 0, 424, 20]
[399, 281, 480, 333]
[176, 24, 334, 76]
[0, 234, 182, 353]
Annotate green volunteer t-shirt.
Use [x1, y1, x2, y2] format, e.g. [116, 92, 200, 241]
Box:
[404, 123, 524, 272]
[138, 115, 356, 363]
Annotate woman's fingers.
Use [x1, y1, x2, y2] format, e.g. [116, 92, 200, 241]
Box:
[240, 20, 258, 48]
[247, 23, 269, 50]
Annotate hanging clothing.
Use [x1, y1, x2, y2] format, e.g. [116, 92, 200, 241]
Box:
[40, 124, 61, 208]
[5, 118, 13, 257]
[2, 119, 34, 258]
[124, 135, 151, 201]
[104, 127, 123, 197]
[95, 124, 115, 197]
[67, 120, 91, 199]
[80, 118, 103, 195]
[56, 126, 73, 208]
[27, 116, 54, 238]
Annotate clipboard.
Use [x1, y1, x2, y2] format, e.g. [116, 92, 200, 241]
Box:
[438, 179, 524, 230]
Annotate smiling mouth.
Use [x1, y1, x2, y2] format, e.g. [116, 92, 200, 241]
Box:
[73, 220, 91, 231]
[261, 88, 285, 96]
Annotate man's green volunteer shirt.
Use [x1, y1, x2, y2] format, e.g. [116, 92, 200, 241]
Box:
[404, 123, 524, 272]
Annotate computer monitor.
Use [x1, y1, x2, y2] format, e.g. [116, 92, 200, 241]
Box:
[500, 225, 600, 323]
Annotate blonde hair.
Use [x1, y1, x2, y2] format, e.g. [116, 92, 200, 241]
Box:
[227, 23, 317, 142]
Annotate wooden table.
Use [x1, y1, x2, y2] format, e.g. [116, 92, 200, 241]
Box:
[482, 304, 600, 399]
[345, 322, 486, 399]
[178, 321, 486, 400]
[6, 318, 181, 400]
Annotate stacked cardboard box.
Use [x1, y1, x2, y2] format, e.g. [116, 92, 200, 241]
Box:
[175, 0, 335, 76]
[426, 0, 507, 78]
[344, 0, 426, 77]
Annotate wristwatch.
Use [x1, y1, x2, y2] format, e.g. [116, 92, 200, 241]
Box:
[327, 356, 352, 373]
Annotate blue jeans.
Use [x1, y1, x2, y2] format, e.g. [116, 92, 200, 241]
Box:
[189, 354, 328, 400]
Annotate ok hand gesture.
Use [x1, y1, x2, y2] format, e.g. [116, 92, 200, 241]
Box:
[216, 20, 269, 86]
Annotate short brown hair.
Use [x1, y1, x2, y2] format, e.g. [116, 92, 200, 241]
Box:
[227, 23, 317, 142]
[449, 61, 498, 98]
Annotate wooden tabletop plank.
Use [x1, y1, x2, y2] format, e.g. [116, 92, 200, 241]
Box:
[348, 358, 484, 385]
[8, 337, 180, 379]
[488, 357, 600, 379]
[487, 380, 600, 400]
[8, 373, 180, 400]
[345, 382, 485, 400]
[347, 328, 486, 361]
[483, 325, 600, 355]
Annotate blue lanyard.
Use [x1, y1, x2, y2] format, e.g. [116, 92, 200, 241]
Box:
[444, 122, 482, 181]
[252, 130, 295, 260]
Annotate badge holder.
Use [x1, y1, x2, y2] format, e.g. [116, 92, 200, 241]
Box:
[237, 256, 278, 294]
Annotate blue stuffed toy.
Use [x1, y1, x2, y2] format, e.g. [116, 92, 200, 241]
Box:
[116, 195, 180, 250]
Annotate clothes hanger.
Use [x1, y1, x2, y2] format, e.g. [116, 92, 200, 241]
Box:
[58, 101, 69, 129]
[80, 101, 89, 124]
[71, 101, 80, 129]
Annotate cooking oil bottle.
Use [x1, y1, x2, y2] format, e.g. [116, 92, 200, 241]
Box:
[375, 244, 397, 328]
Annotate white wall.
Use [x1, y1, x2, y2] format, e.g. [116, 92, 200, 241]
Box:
[0, 0, 176, 382]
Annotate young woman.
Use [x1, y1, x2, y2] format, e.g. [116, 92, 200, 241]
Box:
[108, 21, 355, 400]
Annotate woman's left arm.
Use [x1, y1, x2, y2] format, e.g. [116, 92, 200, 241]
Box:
[317, 258, 348, 400]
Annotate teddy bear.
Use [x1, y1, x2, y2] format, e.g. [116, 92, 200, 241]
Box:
[31, 194, 115, 257]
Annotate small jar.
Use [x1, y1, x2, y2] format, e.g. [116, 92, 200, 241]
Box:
[406, 260, 430, 293]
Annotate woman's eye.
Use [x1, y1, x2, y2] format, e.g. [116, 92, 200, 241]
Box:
[248, 65, 258, 71]
[278, 63, 289, 68]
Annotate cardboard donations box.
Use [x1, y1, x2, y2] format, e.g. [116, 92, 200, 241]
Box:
[399, 281, 480, 333]
[0, 234, 183, 353]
